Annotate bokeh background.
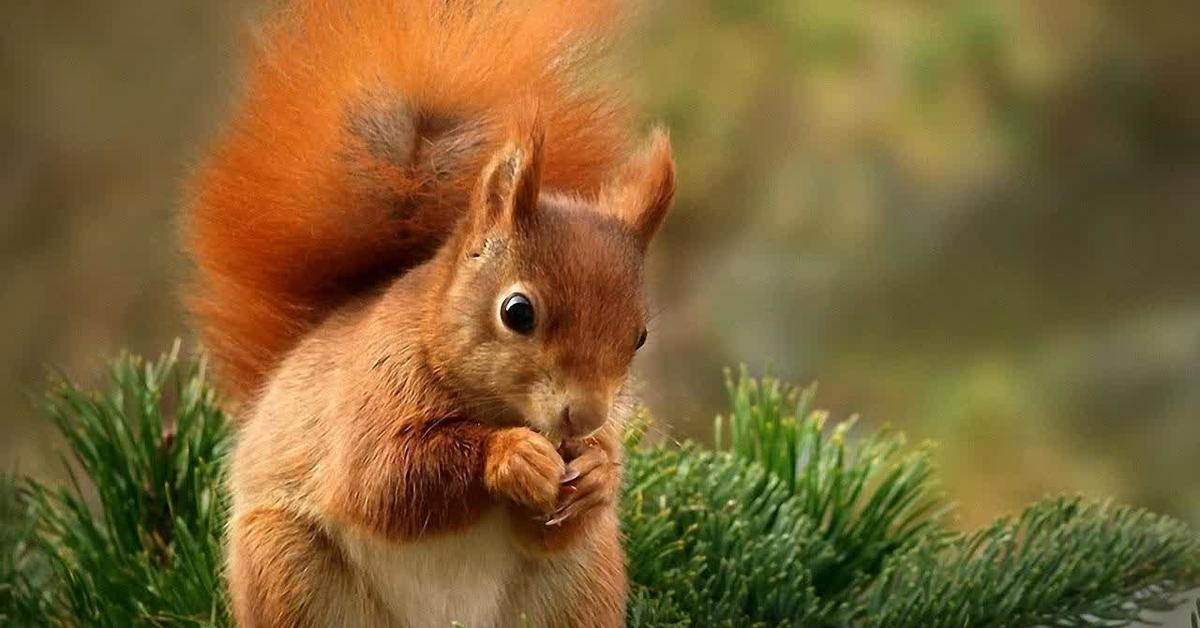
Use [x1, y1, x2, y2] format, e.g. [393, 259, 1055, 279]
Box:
[2, 0, 1197, 530]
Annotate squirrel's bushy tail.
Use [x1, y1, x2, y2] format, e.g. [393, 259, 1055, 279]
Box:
[186, 0, 629, 400]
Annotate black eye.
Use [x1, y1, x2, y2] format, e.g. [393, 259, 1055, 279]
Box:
[635, 328, 648, 351]
[500, 293, 536, 335]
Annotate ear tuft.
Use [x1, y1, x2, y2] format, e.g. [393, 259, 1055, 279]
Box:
[603, 127, 676, 247]
[473, 106, 545, 236]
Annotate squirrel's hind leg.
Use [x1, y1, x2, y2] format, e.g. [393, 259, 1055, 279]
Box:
[228, 507, 389, 628]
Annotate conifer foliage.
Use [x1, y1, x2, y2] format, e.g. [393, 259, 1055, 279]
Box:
[2, 349, 1197, 626]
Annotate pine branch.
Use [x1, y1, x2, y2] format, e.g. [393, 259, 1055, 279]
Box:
[3, 349, 1198, 626]
[1, 470, 43, 625]
[625, 369, 1200, 625]
[622, 441, 840, 626]
[715, 368, 951, 596]
[859, 497, 1200, 627]
[16, 343, 230, 627]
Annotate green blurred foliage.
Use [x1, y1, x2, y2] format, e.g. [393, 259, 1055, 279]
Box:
[1, 0, 1198, 528]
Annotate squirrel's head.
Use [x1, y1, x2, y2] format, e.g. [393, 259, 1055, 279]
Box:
[426, 118, 675, 443]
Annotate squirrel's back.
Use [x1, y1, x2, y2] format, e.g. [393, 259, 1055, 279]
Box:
[186, 0, 630, 399]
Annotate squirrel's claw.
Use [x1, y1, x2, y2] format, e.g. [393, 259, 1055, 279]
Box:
[545, 444, 616, 526]
[560, 467, 581, 484]
[546, 490, 607, 526]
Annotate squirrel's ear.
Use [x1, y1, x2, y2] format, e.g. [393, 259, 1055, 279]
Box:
[603, 127, 676, 248]
[472, 116, 544, 237]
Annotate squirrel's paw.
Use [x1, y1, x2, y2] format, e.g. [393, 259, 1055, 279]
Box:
[544, 441, 618, 527]
[485, 427, 564, 514]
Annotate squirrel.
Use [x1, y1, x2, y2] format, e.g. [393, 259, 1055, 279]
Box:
[185, 1, 674, 626]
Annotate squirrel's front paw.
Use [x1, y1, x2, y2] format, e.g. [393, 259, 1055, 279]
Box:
[485, 428, 564, 514]
[545, 440, 619, 527]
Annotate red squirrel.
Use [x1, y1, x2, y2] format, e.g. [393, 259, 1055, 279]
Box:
[185, 1, 674, 626]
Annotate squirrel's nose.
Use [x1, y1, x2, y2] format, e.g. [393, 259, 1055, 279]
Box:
[560, 400, 607, 438]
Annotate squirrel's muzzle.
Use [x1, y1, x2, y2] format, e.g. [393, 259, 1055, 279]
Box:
[558, 389, 609, 438]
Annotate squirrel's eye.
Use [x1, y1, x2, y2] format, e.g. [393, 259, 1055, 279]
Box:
[500, 293, 536, 335]
[635, 328, 648, 351]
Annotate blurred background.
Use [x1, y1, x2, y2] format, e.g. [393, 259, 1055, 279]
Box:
[2, 0, 1197, 530]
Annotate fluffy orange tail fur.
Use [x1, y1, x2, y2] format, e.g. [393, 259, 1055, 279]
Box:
[186, 0, 630, 400]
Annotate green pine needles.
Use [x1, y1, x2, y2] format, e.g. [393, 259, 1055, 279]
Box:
[5, 345, 230, 626]
[2, 350, 1198, 626]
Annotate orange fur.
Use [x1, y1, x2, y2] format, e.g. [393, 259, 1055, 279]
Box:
[195, 1, 676, 625]
[187, 0, 629, 399]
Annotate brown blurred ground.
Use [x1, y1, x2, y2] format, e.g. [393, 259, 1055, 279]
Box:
[2, 1, 1198, 528]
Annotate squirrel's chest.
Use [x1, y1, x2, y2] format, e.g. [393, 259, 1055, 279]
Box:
[338, 509, 522, 627]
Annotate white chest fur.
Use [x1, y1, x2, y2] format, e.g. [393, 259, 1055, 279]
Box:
[338, 510, 521, 627]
